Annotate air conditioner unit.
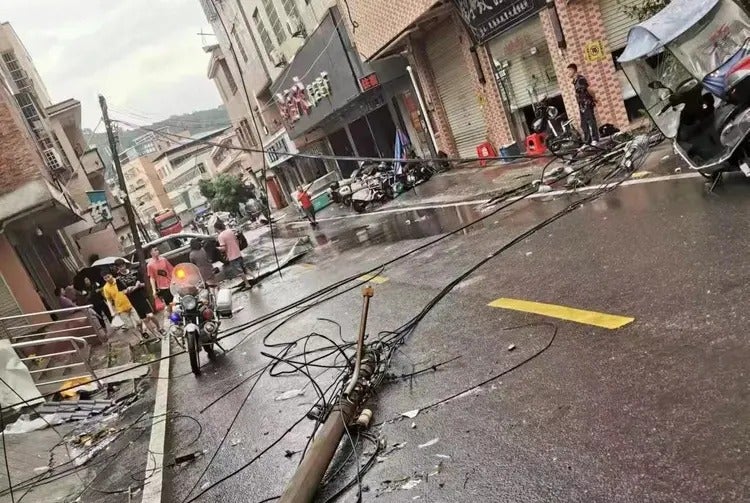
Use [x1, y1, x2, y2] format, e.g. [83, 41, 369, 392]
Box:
[286, 16, 306, 38]
[42, 148, 64, 171]
[269, 49, 286, 68]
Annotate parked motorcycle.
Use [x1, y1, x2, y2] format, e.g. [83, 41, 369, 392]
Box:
[168, 263, 232, 375]
[531, 96, 582, 152]
[618, 0, 750, 188]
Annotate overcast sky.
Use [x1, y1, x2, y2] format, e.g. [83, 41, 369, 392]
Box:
[3, 0, 223, 130]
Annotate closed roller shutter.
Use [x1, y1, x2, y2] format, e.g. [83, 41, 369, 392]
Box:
[0, 273, 28, 340]
[488, 17, 558, 110]
[601, 0, 640, 51]
[426, 21, 488, 158]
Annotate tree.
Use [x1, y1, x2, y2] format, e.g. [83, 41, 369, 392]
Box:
[620, 0, 670, 21]
[199, 174, 254, 215]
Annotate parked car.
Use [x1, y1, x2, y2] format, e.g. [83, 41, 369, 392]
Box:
[128, 233, 221, 265]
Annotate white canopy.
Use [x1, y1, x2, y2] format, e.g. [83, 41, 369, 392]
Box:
[618, 0, 720, 62]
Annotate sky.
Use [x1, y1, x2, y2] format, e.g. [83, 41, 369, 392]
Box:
[2, 0, 223, 130]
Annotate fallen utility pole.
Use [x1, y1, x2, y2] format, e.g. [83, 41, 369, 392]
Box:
[98, 95, 150, 296]
[279, 286, 376, 503]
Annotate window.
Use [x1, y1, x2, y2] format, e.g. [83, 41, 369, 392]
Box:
[197, 163, 207, 174]
[281, 0, 301, 20]
[231, 26, 249, 62]
[260, 0, 285, 44]
[253, 9, 275, 55]
[219, 59, 237, 95]
[237, 119, 255, 147]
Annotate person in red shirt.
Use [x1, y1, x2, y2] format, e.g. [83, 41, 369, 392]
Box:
[296, 185, 317, 227]
[147, 247, 175, 313]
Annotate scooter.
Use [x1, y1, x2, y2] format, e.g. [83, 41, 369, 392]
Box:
[618, 0, 750, 189]
[351, 172, 389, 213]
[168, 263, 232, 375]
[531, 96, 582, 153]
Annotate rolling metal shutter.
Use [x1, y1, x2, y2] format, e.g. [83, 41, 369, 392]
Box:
[601, 0, 640, 51]
[426, 21, 488, 158]
[601, 0, 640, 100]
[0, 273, 27, 340]
[488, 17, 558, 110]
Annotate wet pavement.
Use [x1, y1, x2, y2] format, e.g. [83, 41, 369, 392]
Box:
[162, 167, 749, 502]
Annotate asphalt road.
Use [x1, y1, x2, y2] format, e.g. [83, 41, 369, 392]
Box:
[162, 171, 749, 503]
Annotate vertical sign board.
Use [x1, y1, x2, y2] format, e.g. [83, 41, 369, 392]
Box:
[453, 0, 547, 44]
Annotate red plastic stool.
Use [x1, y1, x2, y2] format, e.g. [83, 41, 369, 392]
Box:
[525, 133, 547, 156]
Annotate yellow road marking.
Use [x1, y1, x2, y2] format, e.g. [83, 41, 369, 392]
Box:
[359, 273, 389, 284]
[488, 298, 634, 329]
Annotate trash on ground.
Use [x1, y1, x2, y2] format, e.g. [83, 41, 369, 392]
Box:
[200, 481, 211, 491]
[284, 449, 300, 458]
[232, 306, 245, 314]
[401, 479, 422, 490]
[508, 344, 516, 351]
[3, 413, 66, 434]
[275, 389, 305, 401]
[410, 422, 417, 429]
[230, 439, 242, 447]
[401, 409, 420, 419]
[525, 252, 533, 256]
[418, 438, 439, 449]
[59, 377, 97, 399]
[173, 451, 204, 465]
[33, 466, 49, 473]
[435, 454, 451, 459]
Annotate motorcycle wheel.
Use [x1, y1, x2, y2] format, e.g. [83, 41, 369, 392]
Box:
[343, 195, 352, 207]
[186, 330, 201, 375]
[204, 344, 216, 361]
[352, 200, 367, 213]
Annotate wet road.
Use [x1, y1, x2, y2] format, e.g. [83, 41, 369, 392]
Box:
[163, 172, 749, 503]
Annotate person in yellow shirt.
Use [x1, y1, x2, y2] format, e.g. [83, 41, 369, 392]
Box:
[102, 272, 142, 330]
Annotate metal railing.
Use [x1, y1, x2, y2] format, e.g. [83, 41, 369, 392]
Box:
[0, 305, 105, 393]
[11, 336, 102, 390]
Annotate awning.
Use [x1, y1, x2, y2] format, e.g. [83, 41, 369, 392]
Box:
[0, 178, 82, 232]
[618, 0, 719, 62]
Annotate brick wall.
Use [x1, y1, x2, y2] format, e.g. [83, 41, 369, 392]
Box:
[0, 85, 46, 195]
[540, 0, 629, 129]
[407, 35, 458, 156]
[343, 0, 438, 59]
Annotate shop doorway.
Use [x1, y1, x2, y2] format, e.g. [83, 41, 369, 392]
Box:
[328, 128, 358, 177]
[349, 117, 379, 157]
[367, 105, 398, 159]
[266, 177, 286, 209]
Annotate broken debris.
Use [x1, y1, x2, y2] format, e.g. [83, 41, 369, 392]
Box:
[418, 438, 439, 449]
[275, 389, 305, 401]
[401, 409, 420, 419]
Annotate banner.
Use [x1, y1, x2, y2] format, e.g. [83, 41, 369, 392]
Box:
[453, 0, 547, 44]
[86, 190, 112, 223]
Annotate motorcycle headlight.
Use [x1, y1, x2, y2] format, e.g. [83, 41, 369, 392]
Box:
[182, 295, 197, 311]
[720, 108, 750, 147]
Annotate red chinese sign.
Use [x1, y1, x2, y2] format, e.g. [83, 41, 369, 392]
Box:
[359, 73, 380, 91]
[275, 73, 332, 125]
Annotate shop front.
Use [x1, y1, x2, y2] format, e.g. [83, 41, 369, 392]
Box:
[270, 5, 413, 179]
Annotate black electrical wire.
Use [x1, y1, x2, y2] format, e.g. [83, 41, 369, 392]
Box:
[0, 402, 15, 503]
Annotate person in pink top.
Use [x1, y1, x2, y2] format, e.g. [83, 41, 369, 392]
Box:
[215, 220, 252, 289]
[147, 247, 175, 312]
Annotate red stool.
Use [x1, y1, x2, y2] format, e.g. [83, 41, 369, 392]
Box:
[525, 133, 547, 156]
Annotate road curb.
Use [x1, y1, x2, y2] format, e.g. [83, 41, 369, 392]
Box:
[141, 335, 171, 502]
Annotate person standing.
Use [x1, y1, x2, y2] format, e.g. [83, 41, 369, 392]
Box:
[114, 259, 161, 338]
[189, 238, 218, 294]
[296, 185, 317, 227]
[55, 286, 77, 309]
[147, 247, 174, 313]
[102, 272, 142, 332]
[215, 220, 252, 290]
[566, 63, 599, 145]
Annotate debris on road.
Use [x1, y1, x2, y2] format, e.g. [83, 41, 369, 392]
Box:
[418, 438, 439, 449]
[508, 344, 516, 351]
[284, 449, 300, 458]
[401, 409, 420, 419]
[230, 438, 242, 447]
[410, 422, 417, 429]
[435, 454, 451, 459]
[275, 389, 305, 401]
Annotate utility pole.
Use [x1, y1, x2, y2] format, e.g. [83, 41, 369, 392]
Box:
[280, 287, 376, 503]
[99, 95, 150, 296]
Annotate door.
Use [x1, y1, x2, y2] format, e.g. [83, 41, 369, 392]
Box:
[426, 20, 488, 158]
[328, 128, 358, 177]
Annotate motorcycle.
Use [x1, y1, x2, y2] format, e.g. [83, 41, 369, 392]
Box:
[531, 95, 582, 152]
[618, 0, 750, 188]
[168, 263, 232, 375]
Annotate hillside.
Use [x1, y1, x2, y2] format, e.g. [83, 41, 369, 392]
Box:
[83, 106, 230, 173]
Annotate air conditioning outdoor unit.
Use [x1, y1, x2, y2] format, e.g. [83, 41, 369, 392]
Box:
[42, 148, 64, 171]
[269, 49, 287, 68]
[286, 16, 306, 38]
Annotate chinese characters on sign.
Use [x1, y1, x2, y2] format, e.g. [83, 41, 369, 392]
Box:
[86, 190, 112, 224]
[275, 72, 332, 125]
[359, 73, 380, 91]
[266, 135, 290, 165]
[453, 0, 546, 44]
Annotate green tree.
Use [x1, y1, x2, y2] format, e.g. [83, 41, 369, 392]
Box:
[199, 174, 254, 215]
[620, 0, 670, 21]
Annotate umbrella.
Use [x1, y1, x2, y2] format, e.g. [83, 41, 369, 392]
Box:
[90, 257, 131, 268]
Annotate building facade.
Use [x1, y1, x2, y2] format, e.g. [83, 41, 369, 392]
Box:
[343, 0, 643, 158]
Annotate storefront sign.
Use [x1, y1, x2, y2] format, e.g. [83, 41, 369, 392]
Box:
[359, 73, 380, 91]
[454, 0, 546, 44]
[584, 40, 607, 62]
[274, 73, 332, 124]
[264, 131, 299, 168]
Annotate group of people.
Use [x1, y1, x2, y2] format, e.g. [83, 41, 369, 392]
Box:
[55, 219, 251, 340]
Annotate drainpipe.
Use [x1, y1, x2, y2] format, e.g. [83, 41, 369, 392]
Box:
[406, 65, 438, 154]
